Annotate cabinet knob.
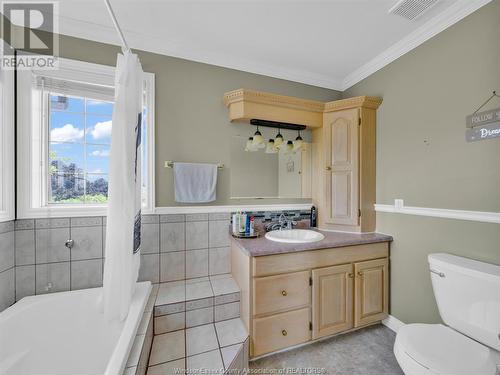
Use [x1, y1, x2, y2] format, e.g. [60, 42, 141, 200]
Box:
[357, 271, 363, 277]
[348, 273, 354, 278]
[325, 166, 332, 171]
[281, 290, 288, 296]
[281, 329, 288, 336]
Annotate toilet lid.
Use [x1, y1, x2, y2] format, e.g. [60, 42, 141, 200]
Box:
[396, 324, 498, 375]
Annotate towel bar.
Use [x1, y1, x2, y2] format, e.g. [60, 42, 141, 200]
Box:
[164, 161, 224, 169]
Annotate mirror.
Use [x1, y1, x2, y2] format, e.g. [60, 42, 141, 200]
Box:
[229, 128, 312, 199]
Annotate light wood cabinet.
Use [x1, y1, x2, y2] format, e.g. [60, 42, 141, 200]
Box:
[312, 264, 353, 339]
[354, 258, 389, 327]
[313, 96, 382, 232]
[232, 242, 390, 358]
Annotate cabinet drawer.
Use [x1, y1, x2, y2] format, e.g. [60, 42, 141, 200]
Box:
[253, 271, 310, 316]
[253, 308, 311, 356]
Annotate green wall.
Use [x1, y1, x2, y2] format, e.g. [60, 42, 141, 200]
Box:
[344, 0, 500, 323]
[55, 35, 340, 207]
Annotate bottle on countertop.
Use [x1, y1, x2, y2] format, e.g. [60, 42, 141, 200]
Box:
[310, 206, 317, 227]
[239, 212, 247, 234]
[249, 216, 255, 235]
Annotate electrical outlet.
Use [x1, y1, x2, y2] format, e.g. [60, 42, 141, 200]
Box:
[394, 199, 404, 209]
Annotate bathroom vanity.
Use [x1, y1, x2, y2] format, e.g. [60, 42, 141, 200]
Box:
[230, 230, 392, 358]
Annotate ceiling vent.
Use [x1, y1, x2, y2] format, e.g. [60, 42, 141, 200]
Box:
[389, 0, 439, 20]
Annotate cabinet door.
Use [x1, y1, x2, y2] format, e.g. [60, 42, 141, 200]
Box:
[312, 264, 354, 339]
[324, 108, 359, 226]
[354, 258, 388, 327]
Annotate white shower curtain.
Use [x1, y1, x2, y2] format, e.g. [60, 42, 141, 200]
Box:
[103, 50, 144, 321]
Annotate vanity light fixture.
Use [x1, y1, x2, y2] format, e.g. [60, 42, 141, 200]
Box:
[274, 131, 284, 149]
[265, 139, 277, 153]
[284, 140, 294, 154]
[293, 130, 304, 151]
[252, 126, 265, 148]
[245, 137, 258, 152]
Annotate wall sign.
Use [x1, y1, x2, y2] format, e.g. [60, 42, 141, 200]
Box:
[466, 91, 500, 142]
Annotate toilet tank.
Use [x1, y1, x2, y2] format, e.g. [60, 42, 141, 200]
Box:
[428, 253, 500, 351]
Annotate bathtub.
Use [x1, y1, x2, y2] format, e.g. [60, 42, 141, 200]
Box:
[0, 281, 151, 375]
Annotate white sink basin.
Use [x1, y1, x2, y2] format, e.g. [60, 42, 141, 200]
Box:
[265, 229, 325, 244]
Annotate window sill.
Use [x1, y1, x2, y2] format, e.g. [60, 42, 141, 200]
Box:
[17, 204, 155, 219]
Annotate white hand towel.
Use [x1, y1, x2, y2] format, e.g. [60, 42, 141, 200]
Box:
[174, 162, 217, 203]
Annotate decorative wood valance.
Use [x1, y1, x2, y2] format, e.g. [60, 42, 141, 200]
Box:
[223, 88, 382, 128]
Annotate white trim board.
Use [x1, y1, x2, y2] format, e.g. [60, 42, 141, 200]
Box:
[375, 204, 500, 224]
[155, 203, 313, 215]
[382, 315, 405, 333]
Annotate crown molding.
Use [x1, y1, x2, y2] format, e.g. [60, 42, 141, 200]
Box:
[223, 89, 325, 113]
[341, 0, 493, 90]
[324, 96, 382, 112]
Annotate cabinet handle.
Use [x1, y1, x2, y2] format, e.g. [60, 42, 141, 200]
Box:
[281, 329, 288, 336]
[357, 271, 363, 277]
[325, 166, 332, 171]
[281, 290, 288, 296]
[348, 273, 354, 278]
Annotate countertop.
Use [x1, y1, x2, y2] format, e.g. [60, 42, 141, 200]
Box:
[231, 223, 392, 257]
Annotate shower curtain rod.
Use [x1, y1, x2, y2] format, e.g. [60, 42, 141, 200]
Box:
[103, 0, 130, 52]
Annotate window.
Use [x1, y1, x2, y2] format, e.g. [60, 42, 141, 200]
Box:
[17, 58, 155, 217]
[0, 45, 15, 222]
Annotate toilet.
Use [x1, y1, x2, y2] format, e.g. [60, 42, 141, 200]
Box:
[394, 253, 500, 375]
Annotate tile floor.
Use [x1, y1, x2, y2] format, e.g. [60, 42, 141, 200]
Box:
[147, 318, 249, 374]
[250, 324, 404, 375]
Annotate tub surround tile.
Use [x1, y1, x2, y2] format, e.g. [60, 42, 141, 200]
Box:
[155, 312, 185, 334]
[14, 219, 34, 230]
[35, 228, 70, 263]
[210, 277, 239, 296]
[0, 231, 14, 272]
[160, 214, 185, 223]
[145, 284, 159, 313]
[15, 230, 35, 266]
[208, 247, 230, 275]
[215, 292, 240, 305]
[209, 213, 231, 221]
[71, 259, 103, 290]
[186, 297, 213, 311]
[215, 302, 240, 322]
[186, 221, 208, 250]
[186, 213, 208, 222]
[70, 226, 103, 260]
[35, 218, 70, 229]
[160, 252, 185, 282]
[215, 318, 248, 348]
[0, 221, 14, 234]
[156, 281, 185, 306]
[139, 254, 160, 283]
[147, 359, 185, 375]
[160, 222, 185, 252]
[186, 306, 213, 328]
[142, 214, 160, 224]
[150, 330, 185, 365]
[141, 224, 160, 254]
[187, 349, 224, 372]
[186, 324, 219, 356]
[138, 312, 153, 335]
[221, 343, 243, 370]
[185, 279, 213, 301]
[35, 262, 70, 294]
[15, 265, 35, 301]
[70, 217, 102, 227]
[155, 302, 185, 317]
[0, 268, 15, 311]
[208, 220, 230, 248]
[185, 249, 208, 278]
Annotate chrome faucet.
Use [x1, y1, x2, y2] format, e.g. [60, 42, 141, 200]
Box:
[265, 213, 297, 231]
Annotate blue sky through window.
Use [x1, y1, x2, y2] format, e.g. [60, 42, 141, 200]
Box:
[49, 94, 113, 204]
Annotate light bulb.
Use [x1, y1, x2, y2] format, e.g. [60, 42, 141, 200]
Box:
[265, 139, 277, 154]
[274, 132, 284, 149]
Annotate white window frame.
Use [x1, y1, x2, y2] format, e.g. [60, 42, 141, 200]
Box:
[0, 43, 15, 222]
[17, 57, 155, 218]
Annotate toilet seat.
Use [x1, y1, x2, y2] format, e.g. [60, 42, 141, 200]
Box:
[394, 323, 499, 375]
